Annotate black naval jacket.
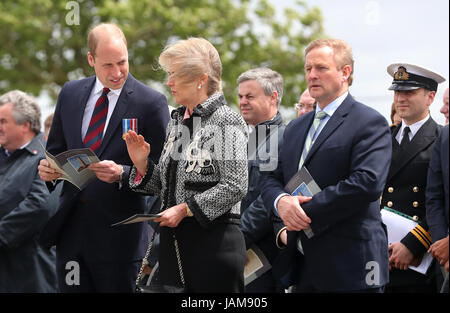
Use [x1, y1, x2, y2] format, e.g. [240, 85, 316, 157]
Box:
[381, 117, 442, 258]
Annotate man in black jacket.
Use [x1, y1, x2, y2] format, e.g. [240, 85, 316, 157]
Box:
[381, 63, 446, 292]
[237, 68, 286, 292]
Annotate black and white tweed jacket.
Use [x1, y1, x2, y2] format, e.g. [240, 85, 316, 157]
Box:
[129, 93, 248, 227]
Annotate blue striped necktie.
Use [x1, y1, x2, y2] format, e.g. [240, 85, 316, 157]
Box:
[83, 87, 110, 152]
[298, 110, 327, 169]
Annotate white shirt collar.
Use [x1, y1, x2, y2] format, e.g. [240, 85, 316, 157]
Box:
[93, 78, 122, 96]
[399, 114, 430, 140]
[316, 91, 348, 117]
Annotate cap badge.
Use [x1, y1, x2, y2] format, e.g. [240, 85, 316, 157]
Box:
[394, 66, 409, 80]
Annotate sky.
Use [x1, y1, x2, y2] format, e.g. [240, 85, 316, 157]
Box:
[276, 0, 449, 124]
[39, 0, 449, 126]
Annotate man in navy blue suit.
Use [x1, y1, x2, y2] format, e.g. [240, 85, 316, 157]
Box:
[38, 23, 169, 292]
[426, 125, 449, 292]
[261, 38, 392, 292]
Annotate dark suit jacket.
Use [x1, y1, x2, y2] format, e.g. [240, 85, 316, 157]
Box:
[240, 112, 285, 292]
[382, 118, 441, 257]
[426, 125, 449, 242]
[261, 93, 391, 291]
[40, 74, 169, 263]
[381, 117, 441, 289]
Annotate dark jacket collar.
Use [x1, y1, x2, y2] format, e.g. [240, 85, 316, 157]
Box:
[24, 132, 45, 155]
[1, 132, 44, 160]
[251, 111, 284, 138]
[388, 117, 440, 180]
[255, 111, 284, 127]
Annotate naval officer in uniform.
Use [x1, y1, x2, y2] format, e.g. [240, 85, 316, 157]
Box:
[381, 63, 445, 293]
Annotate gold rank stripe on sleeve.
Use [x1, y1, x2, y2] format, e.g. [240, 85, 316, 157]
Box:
[410, 225, 432, 248]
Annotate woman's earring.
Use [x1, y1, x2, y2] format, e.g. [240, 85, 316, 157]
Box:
[197, 85, 202, 90]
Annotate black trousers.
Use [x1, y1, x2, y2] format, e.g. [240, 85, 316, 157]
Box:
[386, 268, 437, 293]
[56, 255, 140, 292]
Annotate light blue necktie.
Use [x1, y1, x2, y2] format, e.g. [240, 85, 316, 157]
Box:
[298, 110, 328, 169]
[296, 111, 327, 253]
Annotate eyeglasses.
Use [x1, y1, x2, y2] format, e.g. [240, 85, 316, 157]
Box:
[295, 103, 315, 111]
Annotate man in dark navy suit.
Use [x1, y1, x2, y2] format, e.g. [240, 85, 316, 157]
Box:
[38, 23, 169, 292]
[237, 67, 286, 293]
[261, 38, 392, 292]
[427, 125, 449, 292]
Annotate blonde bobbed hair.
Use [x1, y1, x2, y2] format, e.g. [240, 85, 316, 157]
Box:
[159, 37, 222, 96]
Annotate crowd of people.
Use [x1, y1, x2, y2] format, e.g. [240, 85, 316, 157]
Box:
[0, 22, 448, 293]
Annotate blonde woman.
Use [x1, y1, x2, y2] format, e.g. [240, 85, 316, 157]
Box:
[125, 38, 248, 292]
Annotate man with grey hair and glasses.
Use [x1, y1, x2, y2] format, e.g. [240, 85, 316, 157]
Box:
[296, 89, 316, 118]
[237, 67, 286, 292]
[0, 90, 57, 292]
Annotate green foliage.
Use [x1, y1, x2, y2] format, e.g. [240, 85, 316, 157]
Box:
[0, 0, 324, 108]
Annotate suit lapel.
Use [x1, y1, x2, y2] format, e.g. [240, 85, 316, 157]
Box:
[388, 117, 439, 180]
[286, 114, 313, 179]
[303, 94, 352, 165]
[388, 125, 402, 178]
[96, 75, 135, 157]
[76, 77, 96, 148]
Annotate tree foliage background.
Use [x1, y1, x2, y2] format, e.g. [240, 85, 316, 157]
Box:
[0, 0, 323, 109]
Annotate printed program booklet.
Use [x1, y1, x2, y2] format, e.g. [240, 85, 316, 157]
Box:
[41, 142, 100, 190]
[284, 166, 321, 239]
[381, 207, 433, 275]
[111, 214, 162, 227]
[244, 245, 272, 286]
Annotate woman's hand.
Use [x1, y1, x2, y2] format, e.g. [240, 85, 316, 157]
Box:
[124, 130, 150, 175]
[155, 203, 189, 228]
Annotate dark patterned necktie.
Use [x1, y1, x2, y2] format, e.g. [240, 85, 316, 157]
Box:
[83, 87, 110, 152]
[400, 126, 411, 148]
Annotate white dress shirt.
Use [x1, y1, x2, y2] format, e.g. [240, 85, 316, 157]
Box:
[395, 114, 430, 144]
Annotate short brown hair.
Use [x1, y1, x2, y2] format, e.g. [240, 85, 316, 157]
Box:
[87, 23, 127, 57]
[44, 113, 54, 132]
[159, 37, 222, 97]
[305, 39, 354, 86]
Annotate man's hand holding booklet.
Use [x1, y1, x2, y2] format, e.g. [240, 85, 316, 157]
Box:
[284, 166, 322, 238]
[40, 142, 100, 190]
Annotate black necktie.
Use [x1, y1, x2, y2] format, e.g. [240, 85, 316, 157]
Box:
[400, 126, 411, 148]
